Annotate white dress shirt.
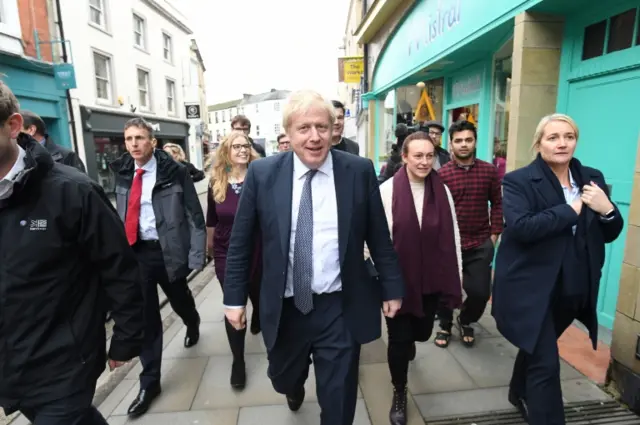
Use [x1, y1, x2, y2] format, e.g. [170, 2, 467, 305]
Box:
[135, 155, 159, 241]
[0, 146, 26, 200]
[285, 152, 342, 297]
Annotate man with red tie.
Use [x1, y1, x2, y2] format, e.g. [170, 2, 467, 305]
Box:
[110, 117, 206, 418]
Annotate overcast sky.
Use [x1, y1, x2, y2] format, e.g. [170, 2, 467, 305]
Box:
[181, 0, 350, 104]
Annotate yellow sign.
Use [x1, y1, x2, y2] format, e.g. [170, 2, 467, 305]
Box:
[339, 57, 364, 84]
[414, 88, 435, 122]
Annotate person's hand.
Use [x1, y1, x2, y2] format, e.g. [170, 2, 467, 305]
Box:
[581, 181, 614, 215]
[570, 197, 583, 216]
[108, 360, 126, 371]
[225, 307, 246, 330]
[382, 299, 402, 318]
[490, 234, 499, 246]
[207, 243, 214, 257]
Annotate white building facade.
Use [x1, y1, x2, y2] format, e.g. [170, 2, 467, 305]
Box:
[56, 0, 198, 194]
[208, 89, 290, 156]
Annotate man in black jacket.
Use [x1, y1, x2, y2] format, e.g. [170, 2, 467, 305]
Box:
[110, 117, 206, 417]
[21, 109, 87, 172]
[0, 81, 145, 424]
[331, 100, 359, 155]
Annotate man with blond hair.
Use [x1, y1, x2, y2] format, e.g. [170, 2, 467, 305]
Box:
[0, 81, 145, 424]
[223, 90, 404, 424]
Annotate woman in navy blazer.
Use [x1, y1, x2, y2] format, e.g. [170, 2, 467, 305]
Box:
[492, 114, 623, 425]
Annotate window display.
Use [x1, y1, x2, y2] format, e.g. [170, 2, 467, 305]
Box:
[492, 52, 512, 181]
[395, 78, 444, 127]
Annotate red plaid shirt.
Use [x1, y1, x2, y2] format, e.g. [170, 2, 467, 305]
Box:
[438, 159, 503, 250]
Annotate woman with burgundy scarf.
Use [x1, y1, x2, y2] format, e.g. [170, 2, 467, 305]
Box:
[375, 131, 463, 425]
[493, 114, 623, 424]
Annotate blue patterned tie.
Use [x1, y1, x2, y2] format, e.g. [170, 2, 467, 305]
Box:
[293, 169, 317, 314]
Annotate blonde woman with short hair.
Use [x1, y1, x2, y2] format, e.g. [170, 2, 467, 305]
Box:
[163, 142, 205, 182]
[493, 114, 623, 424]
[205, 131, 261, 390]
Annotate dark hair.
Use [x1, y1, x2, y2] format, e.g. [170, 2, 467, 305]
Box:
[277, 133, 288, 143]
[231, 115, 251, 128]
[0, 80, 20, 126]
[21, 110, 47, 136]
[124, 117, 154, 138]
[448, 120, 477, 141]
[331, 100, 345, 114]
[394, 123, 409, 149]
[402, 131, 436, 155]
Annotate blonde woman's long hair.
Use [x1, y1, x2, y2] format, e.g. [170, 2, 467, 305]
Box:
[210, 131, 259, 203]
[163, 142, 186, 162]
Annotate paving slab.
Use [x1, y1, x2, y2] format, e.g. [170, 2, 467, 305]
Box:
[237, 400, 371, 425]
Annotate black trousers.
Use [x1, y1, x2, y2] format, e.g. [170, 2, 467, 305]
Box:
[134, 240, 200, 389]
[386, 294, 439, 388]
[439, 238, 494, 328]
[20, 388, 107, 425]
[510, 297, 578, 425]
[268, 293, 360, 425]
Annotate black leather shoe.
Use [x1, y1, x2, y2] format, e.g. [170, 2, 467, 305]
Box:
[286, 386, 305, 411]
[508, 390, 529, 423]
[127, 385, 161, 418]
[389, 386, 407, 425]
[184, 323, 200, 348]
[230, 359, 246, 390]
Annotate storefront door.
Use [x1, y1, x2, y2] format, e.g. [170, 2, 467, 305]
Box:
[565, 68, 640, 329]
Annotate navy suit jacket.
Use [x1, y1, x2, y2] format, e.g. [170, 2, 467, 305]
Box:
[223, 150, 404, 351]
[492, 159, 623, 354]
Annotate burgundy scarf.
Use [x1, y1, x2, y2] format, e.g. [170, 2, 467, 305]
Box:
[391, 166, 462, 317]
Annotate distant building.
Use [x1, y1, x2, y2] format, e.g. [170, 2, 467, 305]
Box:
[208, 88, 291, 156]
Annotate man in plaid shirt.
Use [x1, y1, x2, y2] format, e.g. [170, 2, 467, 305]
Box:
[434, 120, 503, 348]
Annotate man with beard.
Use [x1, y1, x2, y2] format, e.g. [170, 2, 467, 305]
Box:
[434, 120, 502, 350]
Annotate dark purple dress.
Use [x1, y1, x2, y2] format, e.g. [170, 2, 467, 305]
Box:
[206, 183, 262, 294]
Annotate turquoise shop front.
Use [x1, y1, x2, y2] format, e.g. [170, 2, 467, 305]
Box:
[366, 0, 545, 170]
[0, 53, 71, 148]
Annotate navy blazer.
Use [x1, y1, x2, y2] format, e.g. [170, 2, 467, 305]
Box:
[223, 150, 404, 351]
[492, 159, 623, 354]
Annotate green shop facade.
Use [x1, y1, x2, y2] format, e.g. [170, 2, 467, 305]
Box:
[364, 0, 640, 407]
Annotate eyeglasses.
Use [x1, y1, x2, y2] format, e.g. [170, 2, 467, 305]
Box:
[231, 144, 251, 151]
[428, 131, 442, 137]
[233, 127, 250, 133]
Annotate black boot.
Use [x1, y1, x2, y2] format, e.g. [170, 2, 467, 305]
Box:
[389, 386, 407, 425]
[225, 317, 247, 389]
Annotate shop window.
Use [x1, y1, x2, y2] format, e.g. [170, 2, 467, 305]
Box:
[492, 55, 511, 181]
[582, 19, 607, 60]
[607, 8, 636, 53]
[395, 79, 444, 127]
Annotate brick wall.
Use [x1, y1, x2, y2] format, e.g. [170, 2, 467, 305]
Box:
[17, 0, 53, 62]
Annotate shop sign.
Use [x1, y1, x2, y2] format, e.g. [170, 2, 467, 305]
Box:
[450, 71, 483, 102]
[53, 63, 77, 90]
[185, 104, 201, 119]
[338, 57, 364, 84]
[372, 0, 540, 93]
[408, 0, 462, 57]
[149, 122, 161, 132]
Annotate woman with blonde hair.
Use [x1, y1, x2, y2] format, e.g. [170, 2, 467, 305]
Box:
[163, 142, 205, 182]
[493, 114, 623, 424]
[206, 131, 262, 389]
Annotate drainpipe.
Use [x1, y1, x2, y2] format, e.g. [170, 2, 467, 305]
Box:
[54, 0, 80, 155]
[361, 0, 369, 94]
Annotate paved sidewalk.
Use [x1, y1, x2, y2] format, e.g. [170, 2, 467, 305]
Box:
[91, 275, 611, 425]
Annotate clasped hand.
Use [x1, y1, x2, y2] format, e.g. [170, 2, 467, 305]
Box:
[571, 181, 614, 216]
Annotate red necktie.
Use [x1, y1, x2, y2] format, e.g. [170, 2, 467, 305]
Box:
[125, 168, 145, 245]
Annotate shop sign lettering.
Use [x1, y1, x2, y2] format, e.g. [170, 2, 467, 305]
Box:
[451, 72, 482, 100]
[408, 0, 462, 56]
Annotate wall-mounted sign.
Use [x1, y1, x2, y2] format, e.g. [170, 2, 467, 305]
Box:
[450, 71, 483, 102]
[149, 122, 161, 132]
[53, 63, 77, 90]
[185, 104, 201, 119]
[338, 57, 364, 84]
